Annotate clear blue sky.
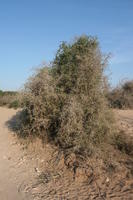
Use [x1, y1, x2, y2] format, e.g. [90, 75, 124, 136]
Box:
[0, 0, 133, 91]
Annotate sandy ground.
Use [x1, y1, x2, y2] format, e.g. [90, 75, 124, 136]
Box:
[0, 107, 37, 200]
[0, 107, 133, 200]
[114, 109, 133, 137]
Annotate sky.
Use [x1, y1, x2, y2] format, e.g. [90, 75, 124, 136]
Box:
[0, 0, 133, 91]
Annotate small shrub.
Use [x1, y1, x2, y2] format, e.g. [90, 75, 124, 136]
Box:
[0, 90, 3, 96]
[113, 131, 133, 155]
[108, 80, 133, 109]
[9, 100, 20, 109]
[0, 90, 21, 109]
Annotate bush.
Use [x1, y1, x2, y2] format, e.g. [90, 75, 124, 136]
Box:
[113, 131, 133, 155]
[0, 90, 21, 109]
[108, 80, 133, 109]
[20, 35, 114, 155]
[0, 90, 3, 96]
[9, 100, 20, 109]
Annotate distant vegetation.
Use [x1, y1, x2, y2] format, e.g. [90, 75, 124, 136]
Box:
[18, 35, 115, 156]
[108, 80, 133, 109]
[0, 90, 21, 109]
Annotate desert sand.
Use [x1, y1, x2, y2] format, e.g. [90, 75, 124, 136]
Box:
[0, 107, 34, 199]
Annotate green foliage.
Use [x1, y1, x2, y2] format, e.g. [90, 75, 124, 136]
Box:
[9, 100, 20, 109]
[52, 36, 99, 94]
[20, 35, 114, 155]
[0, 90, 3, 96]
[108, 80, 133, 109]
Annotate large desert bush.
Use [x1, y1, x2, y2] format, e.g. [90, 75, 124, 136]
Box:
[20, 36, 114, 155]
[108, 80, 133, 109]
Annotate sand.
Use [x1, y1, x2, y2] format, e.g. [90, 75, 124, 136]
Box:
[0, 107, 33, 200]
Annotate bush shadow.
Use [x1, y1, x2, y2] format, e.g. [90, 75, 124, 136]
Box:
[5, 110, 25, 138]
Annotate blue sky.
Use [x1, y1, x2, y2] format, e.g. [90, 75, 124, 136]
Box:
[0, 0, 133, 90]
